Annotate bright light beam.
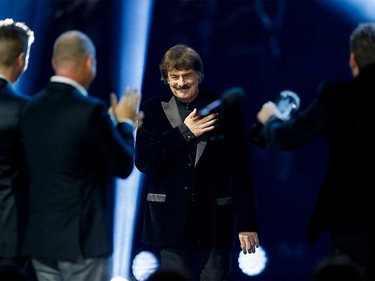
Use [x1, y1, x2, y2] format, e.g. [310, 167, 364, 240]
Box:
[319, 0, 375, 22]
[112, 0, 154, 278]
[238, 246, 268, 277]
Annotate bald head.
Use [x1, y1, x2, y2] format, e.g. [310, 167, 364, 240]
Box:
[52, 30, 96, 89]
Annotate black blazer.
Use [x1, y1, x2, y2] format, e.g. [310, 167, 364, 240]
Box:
[20, 81, 135, 261]
[261, 63, 375, 242]
[0, 78, 29, 258]
[135, 90, 257, 249]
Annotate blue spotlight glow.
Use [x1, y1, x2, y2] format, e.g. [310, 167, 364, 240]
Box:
[132, 251, 159, 281]
[319, 0, 375, 22]
[111, 276, 130, 281]
[112, 0, 154, 279]
[0, 1, 50, 94]
[238, 246, 268, 276]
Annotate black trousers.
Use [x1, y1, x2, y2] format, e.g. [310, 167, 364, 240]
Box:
[159, 247, 231, 281]
[31, 257, 111, 281]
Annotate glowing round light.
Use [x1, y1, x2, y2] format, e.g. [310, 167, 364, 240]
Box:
[111, 276, 129, 281]
[238, 245, 268, 276]
[132, 251, 159, 281]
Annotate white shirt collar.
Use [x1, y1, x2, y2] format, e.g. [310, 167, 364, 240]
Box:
[0, 74, 11, 84]
[50, 76, 88, 97]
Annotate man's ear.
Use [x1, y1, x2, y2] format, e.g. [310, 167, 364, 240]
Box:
[51, 57, 57, 71]
[349, 52, 356, 68]
[17, 52, 26, 69]
[349, 52, 359, 77]
[86, 54, 94, 69]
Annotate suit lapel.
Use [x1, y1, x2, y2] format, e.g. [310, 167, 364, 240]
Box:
[195, 138, 207, 166]
[162, 96, 181, 128]
[162, 96, 207, 167]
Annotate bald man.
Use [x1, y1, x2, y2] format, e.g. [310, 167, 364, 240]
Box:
[20, 30, 142, 281]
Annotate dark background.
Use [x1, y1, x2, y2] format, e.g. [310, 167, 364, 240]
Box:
[1, 0, 363, 280]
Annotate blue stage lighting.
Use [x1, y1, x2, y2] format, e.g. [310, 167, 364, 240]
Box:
[111, 276, 131, 281]
[238, 245, 268, 277]
[112, 0, 154, 279]
[0, 1, 50, 94]
[132, 251, 159, 281]
[319, 0, 375, 22]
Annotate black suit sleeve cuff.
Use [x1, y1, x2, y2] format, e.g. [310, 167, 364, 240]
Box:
[178, 123, 195, 142]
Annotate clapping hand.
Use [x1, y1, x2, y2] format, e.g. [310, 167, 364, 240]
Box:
[109, 88, 144, 129]
[257, 101, 280, 125]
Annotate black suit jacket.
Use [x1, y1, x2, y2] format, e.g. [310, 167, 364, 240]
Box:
[0, 78, 29, 258]
[135, 90, 257, 249]
[261, 63, 375, 242]
[20, 81, 135, 261]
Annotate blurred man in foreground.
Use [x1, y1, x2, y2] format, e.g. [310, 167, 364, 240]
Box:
[257, 22, 375, 279]
[0, 18, 34, 278]
[20, 30, 142, 281]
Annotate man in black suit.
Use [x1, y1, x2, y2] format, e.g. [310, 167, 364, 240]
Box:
[0, 18, 34, 273]
[135, 44, 259, 280]
[20, 30, 142, 281]
[256, 22, 375, 279]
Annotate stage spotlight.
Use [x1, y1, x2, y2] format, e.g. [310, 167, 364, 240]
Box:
[111, 276, 130, 281]
[238, 245, 268, 277]
[112, 0, 153, 279]
[319, 0, 375, 22]
[132, 251, 159, 281]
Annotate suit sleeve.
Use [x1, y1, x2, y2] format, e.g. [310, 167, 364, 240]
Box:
[91, 103, 135, 179]
[262, 85, 335, 150]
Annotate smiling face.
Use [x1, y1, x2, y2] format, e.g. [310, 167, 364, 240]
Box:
[167, 68, 199, 104]
[160, 45, 204, 103]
